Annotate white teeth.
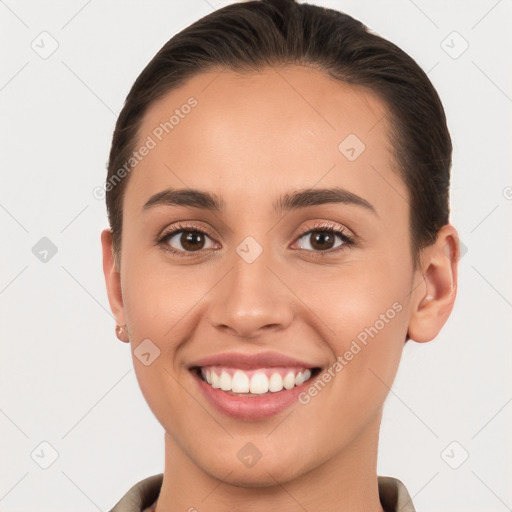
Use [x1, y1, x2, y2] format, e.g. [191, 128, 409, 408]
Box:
[295, 369, 312, 386]
[219, 370, 232, 391]
[211, 370, 221, 389]
[232, 370, 250, 393]
[268, 373, 283, 392]
[283, 371, 296, 390]
[250, 373, 269, 394]
[200, 367, 314, 394]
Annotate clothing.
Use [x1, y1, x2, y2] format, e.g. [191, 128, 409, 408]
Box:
[108, 473, 416, 512]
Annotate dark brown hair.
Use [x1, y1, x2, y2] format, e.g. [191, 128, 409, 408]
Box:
[105, 0, 451, 269]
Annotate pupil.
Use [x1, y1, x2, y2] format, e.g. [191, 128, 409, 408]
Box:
[311, 232, 334, 250]
[182, 231, 203, 251]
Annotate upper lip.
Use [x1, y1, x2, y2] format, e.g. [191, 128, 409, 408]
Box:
[187, 351, 321, 370]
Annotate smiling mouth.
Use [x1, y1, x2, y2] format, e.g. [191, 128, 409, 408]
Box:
[191, 366, 322, 396]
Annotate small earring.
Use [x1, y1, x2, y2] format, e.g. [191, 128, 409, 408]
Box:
[116, 324, 129, 342]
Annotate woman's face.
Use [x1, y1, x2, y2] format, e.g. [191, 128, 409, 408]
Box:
[104, 66, 430, 485]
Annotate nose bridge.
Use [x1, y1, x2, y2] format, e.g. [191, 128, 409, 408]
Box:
[208, 236, 294, 338]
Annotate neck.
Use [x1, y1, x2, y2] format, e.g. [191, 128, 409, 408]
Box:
[154, 413, 386, 512]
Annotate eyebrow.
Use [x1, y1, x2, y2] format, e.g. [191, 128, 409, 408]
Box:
[142, 187, 377, 216]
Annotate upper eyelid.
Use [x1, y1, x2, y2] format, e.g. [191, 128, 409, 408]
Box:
[159, 221, 354, 247]
[160, 221, 351, 237]
[296, 222, 353, 237]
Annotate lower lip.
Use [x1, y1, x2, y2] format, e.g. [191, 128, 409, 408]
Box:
[191, 370, 314, 420]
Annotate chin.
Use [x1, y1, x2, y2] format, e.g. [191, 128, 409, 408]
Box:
[209, 463, 302, 488]
[195, 444, 314, 488]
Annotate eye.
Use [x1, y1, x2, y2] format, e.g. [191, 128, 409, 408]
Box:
[156, 220, 355, 258]
[292, 222, 354, 254]
[158, 222, 218, 256]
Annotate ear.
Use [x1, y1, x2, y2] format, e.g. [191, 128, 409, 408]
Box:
[407, 223, 460, 343]
[101, 228, 128, 342]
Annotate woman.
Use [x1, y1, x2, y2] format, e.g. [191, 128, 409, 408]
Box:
[102, 0, 459, 510]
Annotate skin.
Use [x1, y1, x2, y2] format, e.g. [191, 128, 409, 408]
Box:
[101, 65, 459, 512]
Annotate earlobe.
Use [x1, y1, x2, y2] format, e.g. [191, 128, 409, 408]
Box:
[407, 224, 459, 343]
[101, 228, 127, 338]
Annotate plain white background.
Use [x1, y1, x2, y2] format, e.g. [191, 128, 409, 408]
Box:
[1, 1, 511, 511]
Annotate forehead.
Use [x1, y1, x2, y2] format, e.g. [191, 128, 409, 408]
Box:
[124, 65, 406, 219]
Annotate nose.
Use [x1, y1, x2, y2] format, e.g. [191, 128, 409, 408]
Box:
[208, 251, 295, 340]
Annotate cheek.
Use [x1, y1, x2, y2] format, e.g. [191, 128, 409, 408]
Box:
[343, 279, 407, 368]
[119, 253, 204, 419]
[122, 250, 205, 343]
[286, 256, 410, 347]
[297, 261, 409, 406]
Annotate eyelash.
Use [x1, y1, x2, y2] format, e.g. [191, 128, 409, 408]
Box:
[156, 221, 355, 258]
